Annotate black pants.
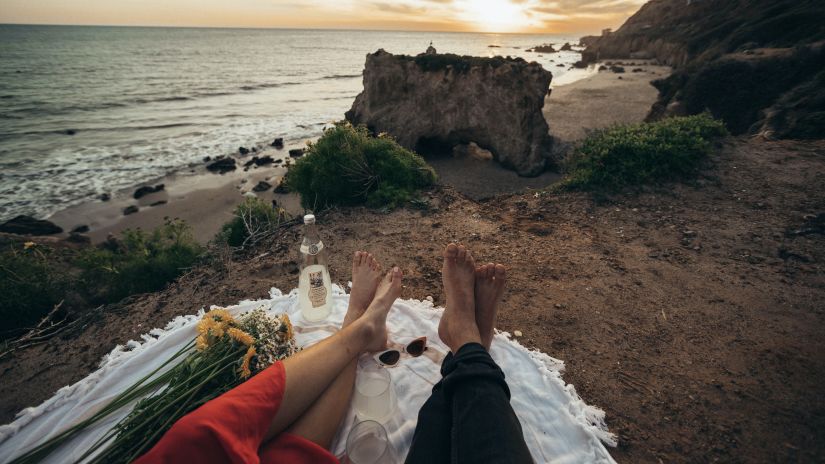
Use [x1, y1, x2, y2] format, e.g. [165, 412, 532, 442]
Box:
[405, 343, 533, 464]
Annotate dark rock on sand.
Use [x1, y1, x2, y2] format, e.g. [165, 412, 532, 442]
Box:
[203, 156, 212, 162]
[560, 42, 573, 51]
[599, 65, 608, 71]
[274, 159, 283, 164]
[273, 179, 289, 194]
[271, 138, 284, 148]
[557, 64, 565, 67]
[123, 205, 139, 215]
[288, 148, 305, 158]
[99, 193, 111, 202]
[533, 44, 556, 53]
[252, 181, 272, 192]
[572, 60, 587, 69]
[206, 157, 237, 173]
[632, 68, 644, 72]
[610, 66, 626, 73]
[133, 184, 165, 199]
[346, 49, 555, 176]
[71, 224, 90, 234]
[239, 147, 250, 155]
[65, 129, 76, 135]
[488, 45, 501, 48]
[0, 215, 63, 235]
[150, 200, 167, 207]
[245, 155, 276, 167]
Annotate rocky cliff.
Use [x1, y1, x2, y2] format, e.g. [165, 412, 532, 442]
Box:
[582, 0, 825, 138]
[345, 50, 554, 176]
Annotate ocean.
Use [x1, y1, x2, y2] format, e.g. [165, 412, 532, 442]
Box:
[0, 25, 589, 221]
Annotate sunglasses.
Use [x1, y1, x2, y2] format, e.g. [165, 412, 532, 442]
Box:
[373, 337, 428, 367]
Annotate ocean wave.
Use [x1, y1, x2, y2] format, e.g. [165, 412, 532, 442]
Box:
[321, 74, 361, 80]
[238, 82, 302, 91]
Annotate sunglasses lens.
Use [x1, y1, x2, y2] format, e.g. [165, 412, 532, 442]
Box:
[378, 350, 400, 365]
[406, 339, 426, 357]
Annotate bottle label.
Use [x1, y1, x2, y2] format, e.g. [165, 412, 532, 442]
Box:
[300, 241, 324, 256]
[307, 270, 328, 308]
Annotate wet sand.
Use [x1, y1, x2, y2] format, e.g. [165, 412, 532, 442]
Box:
[48, 148, 302, 244]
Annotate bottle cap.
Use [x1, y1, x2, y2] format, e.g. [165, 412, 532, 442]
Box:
[303, 214, 316, 224]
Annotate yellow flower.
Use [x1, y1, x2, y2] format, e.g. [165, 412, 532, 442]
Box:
[208, 308, 236, 325]
[281, 314, 294, 341]
[239, 346, 256, 379]
[227, 327, 254, 346]
[195, 334, 208, 351]
[23, 242, 35, 250]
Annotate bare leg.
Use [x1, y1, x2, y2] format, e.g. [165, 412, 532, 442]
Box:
[283, 252, 384, 448]
[474, 263, 507, 350]
[264, 266, 402, 442]
[438, 243, 481, 353]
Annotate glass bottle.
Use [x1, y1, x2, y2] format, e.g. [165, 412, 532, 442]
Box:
[298, 214, 332, 321]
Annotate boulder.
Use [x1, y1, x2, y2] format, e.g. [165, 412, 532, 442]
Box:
[206, 157, 237, 173]
[271, 138, 284, 148]
[453, 142, 493, 161]
[610, 66, 626, 73]
[149, 200, 167, 207]
[239, 146, 250, 155]
[99, 193, 111, 202]
[71, 224, 90, 234]
[0, 215, 63, 235]
[133, 184, 165, 199]
[123, 205, 139, 215]
[252, 181, 272, 192]
[288, 148, 305, 158]
[560, 42, 573, 51]
[533, 44, 556, 53]
[345, 50, 555, 176]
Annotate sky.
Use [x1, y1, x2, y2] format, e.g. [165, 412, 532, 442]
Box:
[0, 0, 647, 34]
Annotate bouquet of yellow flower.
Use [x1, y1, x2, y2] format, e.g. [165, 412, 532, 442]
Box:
[12, 307, 299, 464]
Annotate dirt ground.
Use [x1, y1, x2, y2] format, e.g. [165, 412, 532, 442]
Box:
[2, 136, 823, 463]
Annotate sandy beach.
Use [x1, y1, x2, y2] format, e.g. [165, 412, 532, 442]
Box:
[47, 61, 670, 241]
[545, 61, 670, 142]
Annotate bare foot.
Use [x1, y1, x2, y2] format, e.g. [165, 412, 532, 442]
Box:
[438, 244, 482, 353]
[475, 263, 507, 350]
[359, 267, 403, 352]
[344, 251, 383, 327]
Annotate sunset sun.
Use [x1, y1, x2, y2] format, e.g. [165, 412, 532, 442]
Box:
[458, 0, 530, 32]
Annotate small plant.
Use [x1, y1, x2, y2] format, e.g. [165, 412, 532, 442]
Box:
[285, 122, 437, 209]
[560, 114, 728, 192]
[0, 242, 68, 339]
[216, 197, 286, 247]
[75, 219, 203, 304]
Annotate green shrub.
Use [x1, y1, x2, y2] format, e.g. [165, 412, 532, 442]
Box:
[0, 242, 68, 338]
[75, 219, 203, 304]
[561, 114, 728, 191]
[216, 197, 283, 247]
[285, 122, 437, 209]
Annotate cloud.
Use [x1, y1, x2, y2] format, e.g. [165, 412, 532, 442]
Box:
[372, 1, 427, 15]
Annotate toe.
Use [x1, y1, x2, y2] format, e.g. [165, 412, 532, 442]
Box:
[445, 243, 458, 259]
[475, 266, 485, 278]
[486, 263, 495, 279]
[494, 264, 506, 280]
[456, 245, 466, 261]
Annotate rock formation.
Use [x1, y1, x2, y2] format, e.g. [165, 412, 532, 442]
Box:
[0, 215, 63, 235]
[581, 0, 825, 138]
[345, 50, 555, 176]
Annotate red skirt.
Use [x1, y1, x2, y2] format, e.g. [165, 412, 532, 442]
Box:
[134, 362, 339, 464]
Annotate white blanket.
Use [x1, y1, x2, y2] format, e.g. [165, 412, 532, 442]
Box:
[0, 285, 617, 463]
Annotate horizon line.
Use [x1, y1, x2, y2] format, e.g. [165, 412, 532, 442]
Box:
[0, 22, 596, 37]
